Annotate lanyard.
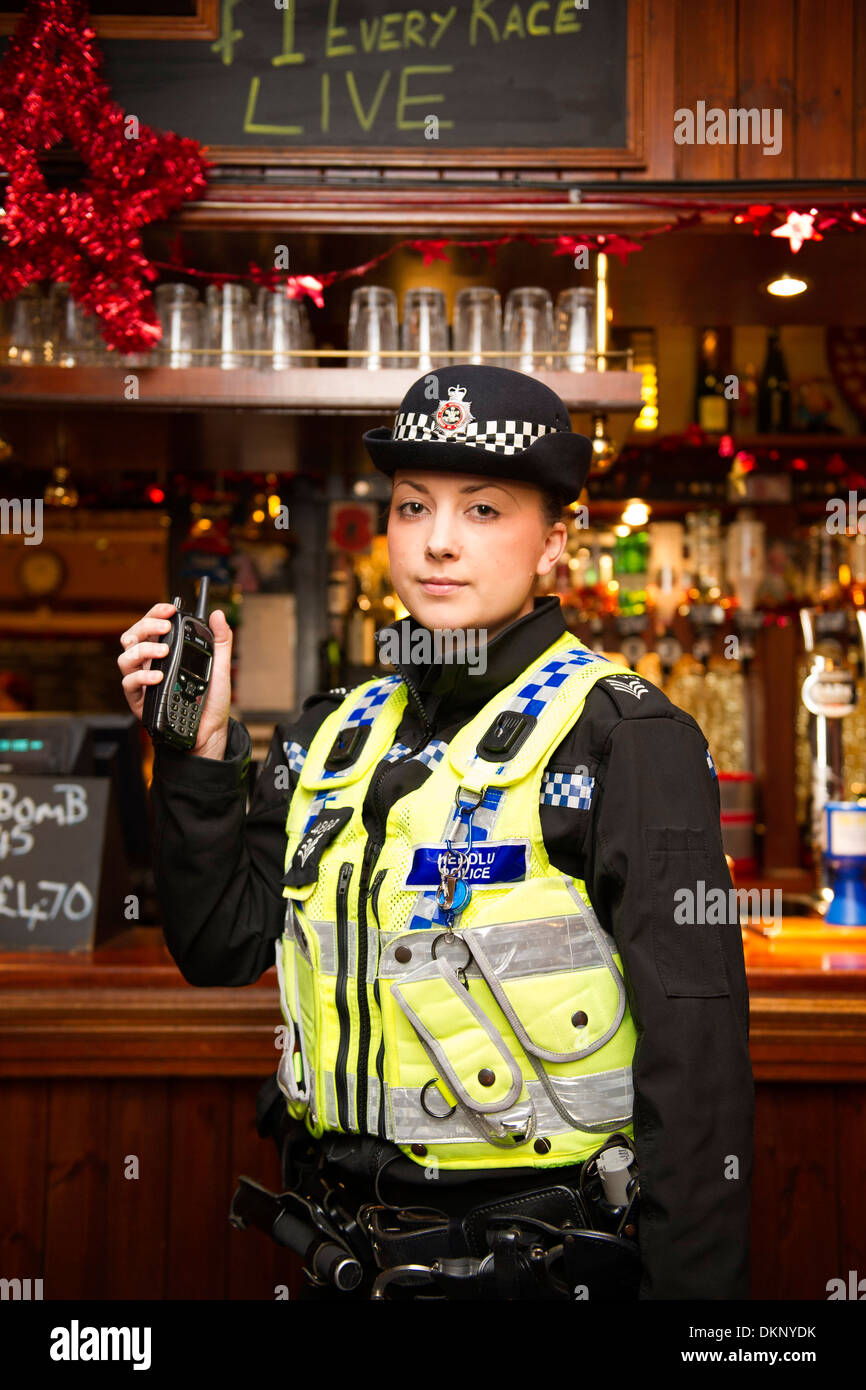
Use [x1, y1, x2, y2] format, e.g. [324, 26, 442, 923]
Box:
[432, 787, 486, 987]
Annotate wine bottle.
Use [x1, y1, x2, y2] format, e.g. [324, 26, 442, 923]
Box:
[693, 327, 730, 434]
[757, 329, 791, 433]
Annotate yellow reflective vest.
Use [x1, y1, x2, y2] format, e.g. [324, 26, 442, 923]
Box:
[275, 630, 640, 1173]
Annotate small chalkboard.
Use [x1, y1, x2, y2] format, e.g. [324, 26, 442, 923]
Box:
[0, 775, 130, 951]
[91, 0, 644, 167]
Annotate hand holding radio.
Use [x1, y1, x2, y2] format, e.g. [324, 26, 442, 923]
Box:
[118, 580, 233, 759]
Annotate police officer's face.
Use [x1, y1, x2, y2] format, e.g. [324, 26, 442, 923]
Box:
[388, 470, 567, 639]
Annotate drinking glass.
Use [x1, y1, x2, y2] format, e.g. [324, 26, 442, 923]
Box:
[400, 287, 449, 371]
[555, 287, 596, 370]
[348, 286, 398, 370]
[453, 287, 502, 365]
[254, 287, 307, 369]
[156, 283, 202, 369]
[43, 283, 106, 367]
[503, 287, 554, 371]
[4, 287, 43, 365]
[205, 283, 252, 369]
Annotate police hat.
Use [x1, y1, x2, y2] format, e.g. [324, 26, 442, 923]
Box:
[362, 364, 592, 503]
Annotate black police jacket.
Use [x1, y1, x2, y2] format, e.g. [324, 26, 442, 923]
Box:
[149, 594, 754, 1300]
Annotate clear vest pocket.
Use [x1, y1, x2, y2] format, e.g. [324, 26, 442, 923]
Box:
[462, 878, 627, 1063]
[391, 959, 525, 1114]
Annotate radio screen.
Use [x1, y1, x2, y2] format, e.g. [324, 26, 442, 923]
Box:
[181, 642, 211, 681]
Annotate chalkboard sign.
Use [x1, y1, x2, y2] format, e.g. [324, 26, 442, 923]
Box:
[91, 0, 644, 167]
[0, 776, 130, 951]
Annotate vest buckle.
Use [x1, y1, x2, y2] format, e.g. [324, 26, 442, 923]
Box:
[476, 710, 536, 762]
[324, 722, 370, 771]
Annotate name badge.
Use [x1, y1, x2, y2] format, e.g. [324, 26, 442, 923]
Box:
[405, 842, 528, 888]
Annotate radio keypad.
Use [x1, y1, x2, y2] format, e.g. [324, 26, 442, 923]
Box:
[168, 671, 204, 739]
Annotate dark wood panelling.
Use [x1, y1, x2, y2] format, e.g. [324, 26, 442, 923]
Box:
[105, 1081, 170, 1300]
[856, 2, 866, 177]
[635, 0, 677, 180]
[795, 0, 855, 179]
[675, 0, 738, 180]
[164, 1080, 232, 1299]
[737, 0, 795, 180]
[750, 1084, 839, 1300]
[43, 1081, 111, 1299]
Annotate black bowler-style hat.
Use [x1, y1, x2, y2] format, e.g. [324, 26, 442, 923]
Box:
[362, 364, 592, 503]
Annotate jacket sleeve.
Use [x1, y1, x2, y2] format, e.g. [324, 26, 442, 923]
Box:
[148, 696, 340, 987]
[585, 711, 755, 1300]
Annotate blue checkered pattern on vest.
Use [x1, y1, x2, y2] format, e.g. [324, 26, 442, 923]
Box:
[540, 770, 595, 810]
[509, 648, 611, 718]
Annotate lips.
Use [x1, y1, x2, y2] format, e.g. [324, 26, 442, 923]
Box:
[417, 577, 468, 595]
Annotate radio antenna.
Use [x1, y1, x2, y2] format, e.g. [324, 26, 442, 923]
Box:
[195, 575, 210, 622]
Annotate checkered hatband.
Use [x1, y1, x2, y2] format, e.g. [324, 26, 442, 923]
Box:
[391, 410, 558, 456]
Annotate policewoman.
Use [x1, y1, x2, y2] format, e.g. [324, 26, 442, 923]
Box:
[129, 365, 754, 1302]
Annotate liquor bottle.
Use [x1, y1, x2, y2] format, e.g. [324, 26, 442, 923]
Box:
[693, 327, 730, 434]
[757, 329, 791, 433]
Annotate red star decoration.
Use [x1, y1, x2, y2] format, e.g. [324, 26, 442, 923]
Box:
[770, 209, 823, 253]
[0, 0, 209, 354]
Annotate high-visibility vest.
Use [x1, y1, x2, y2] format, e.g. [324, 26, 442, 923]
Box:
[276, 631, 639, 1172]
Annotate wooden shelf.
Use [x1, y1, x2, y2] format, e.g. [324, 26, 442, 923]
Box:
[0, 365, 645, 415]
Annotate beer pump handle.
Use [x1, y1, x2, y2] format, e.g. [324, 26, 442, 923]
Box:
[800, 606, 816, 654]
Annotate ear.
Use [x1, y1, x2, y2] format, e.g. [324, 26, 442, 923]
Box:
[536, 521, 568, 577]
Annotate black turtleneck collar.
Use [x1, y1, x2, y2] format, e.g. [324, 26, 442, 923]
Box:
[376, 595, 567, 733]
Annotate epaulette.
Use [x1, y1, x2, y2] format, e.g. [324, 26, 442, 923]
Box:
[592, 671, 676, 720]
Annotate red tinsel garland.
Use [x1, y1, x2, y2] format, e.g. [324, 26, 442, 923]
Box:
[0, 0, 209, 353]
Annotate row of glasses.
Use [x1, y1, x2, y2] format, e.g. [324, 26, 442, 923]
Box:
[1, 282, 314, 368]
[4, 283, 108, 366]
[348, 285, 598, 370]
[2, 281, 596, 371]
[157, 283, 314, 369]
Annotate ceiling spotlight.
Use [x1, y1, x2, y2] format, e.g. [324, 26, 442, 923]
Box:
[764, 272, 809, 298]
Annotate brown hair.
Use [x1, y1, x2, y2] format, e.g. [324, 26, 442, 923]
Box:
[539, 488, 568, 528]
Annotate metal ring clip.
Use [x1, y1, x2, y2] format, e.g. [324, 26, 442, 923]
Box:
[420, 1077, 458, 1120]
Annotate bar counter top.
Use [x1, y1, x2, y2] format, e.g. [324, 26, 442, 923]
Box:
[0, 919, 864, 1081]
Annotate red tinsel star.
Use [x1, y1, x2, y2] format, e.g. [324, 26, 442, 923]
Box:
[0, 0, 209, 354]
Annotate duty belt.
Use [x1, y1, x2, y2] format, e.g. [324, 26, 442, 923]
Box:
[232, 1110, 642, 1301]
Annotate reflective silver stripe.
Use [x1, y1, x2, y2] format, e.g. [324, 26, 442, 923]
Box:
[467, 906, 615, 978]
[392, 959, 524, 1115]
[324, 1071, 360, 1131]
[347, 914, 356, 980]
[466, 929, 626, 1065]
[323, 1071, 337, 1127]
[306, 919, 337, 974]
[379, 906, 618, 981]
[366, 1074, 381, 1134]
[385, 1067, 634, 1144]
[366, 920, 378, 983]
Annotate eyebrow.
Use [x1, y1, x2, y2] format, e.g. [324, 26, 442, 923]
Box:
[394, 479, 515, 498]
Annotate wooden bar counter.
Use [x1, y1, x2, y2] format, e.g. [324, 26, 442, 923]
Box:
[1, 919, 864, 1301]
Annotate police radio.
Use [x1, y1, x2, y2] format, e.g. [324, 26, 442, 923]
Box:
[142, 577, 214, 751]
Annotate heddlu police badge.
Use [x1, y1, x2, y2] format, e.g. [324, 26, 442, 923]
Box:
[433, 384, 475, 439]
